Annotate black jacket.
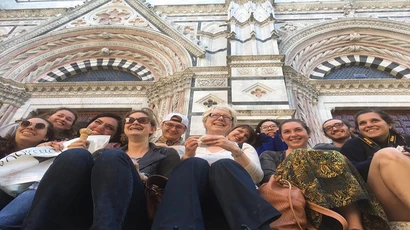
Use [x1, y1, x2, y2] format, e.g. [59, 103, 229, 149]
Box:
[121, 143, 180, 178]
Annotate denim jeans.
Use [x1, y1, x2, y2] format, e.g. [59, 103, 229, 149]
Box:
[22, 148, 149, 230]
[152, 158, 281, 230]
[0, 189, 35, 229]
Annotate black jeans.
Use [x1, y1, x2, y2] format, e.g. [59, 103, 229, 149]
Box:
[152, 158, 281, 230]
[22, 148, 149, 230]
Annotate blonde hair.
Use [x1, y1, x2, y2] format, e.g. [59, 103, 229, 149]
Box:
[202, 105, 238, 127]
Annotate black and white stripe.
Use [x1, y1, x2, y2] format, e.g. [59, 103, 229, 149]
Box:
[310, 55, 410, 79]
[39, 58, 153, 82]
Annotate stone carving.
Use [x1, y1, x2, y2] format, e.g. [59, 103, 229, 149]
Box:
[94, 8, 131, 24]
[196, 79, 227, 87]
[101, 48, 110, 56]
[237, 68, 251, 75]
[196, 94, 224, 109]
[243, 82, 274, 98]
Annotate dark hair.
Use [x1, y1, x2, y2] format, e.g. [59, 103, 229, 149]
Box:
[41, 107, 79, 140]
[278, 119, 311, 137]
[85, 113, 123, 143]
[253, 119, 281, 148]
[120, 108, 158, 144]
[354, 109, 400, 136]
[0, 117, 55, 158]
[230, 124, 257, 146]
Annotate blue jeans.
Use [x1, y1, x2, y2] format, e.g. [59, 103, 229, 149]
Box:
[0, 189, 35, 229]
[22, 148, 149, 230]
[152, 158, 281, 230]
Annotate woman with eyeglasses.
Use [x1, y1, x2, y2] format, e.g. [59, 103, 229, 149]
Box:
[0, 107, 78, 141]
[260, 119, 389, 230]
[0, 117, 55, 228]
[152, 105, 281, 230]
[0, 113, 123, 230]
[253, 119, 288, 155]
[22, 109, 180, 230]
[340, 109, 410, 224]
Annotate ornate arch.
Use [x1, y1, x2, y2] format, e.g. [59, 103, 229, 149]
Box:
[279, 18, 410, 79]
[310, 55, 410, 79]
[43, 58, 152, 82]
[0, 26, 193, 83]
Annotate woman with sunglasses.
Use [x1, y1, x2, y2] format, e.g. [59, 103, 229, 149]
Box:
[0, 107, 78, 141]
[0, 117, 55, 228]
[0, 113, 122, 230]
[253, 119, 288, 155]
[340, 109, 410, 224]
[22, 108, 180, 230]
[152, 106, 280, 230]
[260, 119, 389, 230]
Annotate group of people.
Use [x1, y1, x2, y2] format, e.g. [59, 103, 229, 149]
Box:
[0, 106, 408, 230]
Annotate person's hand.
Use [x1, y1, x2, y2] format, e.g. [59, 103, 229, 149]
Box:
[37, 141, 64, 151]
[199, 135, 238, 152]
[182, 136, 200, 159]
[67, 139, 89, 149]
[132, 160, 148, 182]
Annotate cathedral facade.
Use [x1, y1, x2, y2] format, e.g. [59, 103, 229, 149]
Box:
[1, 0, 410, 144]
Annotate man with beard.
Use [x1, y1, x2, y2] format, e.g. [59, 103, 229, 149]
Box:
[314, 118, 355, 151]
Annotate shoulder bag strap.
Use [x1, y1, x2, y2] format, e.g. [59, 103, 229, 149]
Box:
[305, 201, 348, 230]
[282, 180, 304, 230]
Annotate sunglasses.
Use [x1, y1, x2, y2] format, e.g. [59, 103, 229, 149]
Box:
[125, 117, 151, 124]
[20, 120, 47, 130]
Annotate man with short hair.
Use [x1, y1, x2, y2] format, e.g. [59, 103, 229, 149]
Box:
[314, 118, 354, 151]
[153, 113, 188, 156]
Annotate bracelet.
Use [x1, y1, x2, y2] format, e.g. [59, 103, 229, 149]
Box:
[231, 150, 244, 158]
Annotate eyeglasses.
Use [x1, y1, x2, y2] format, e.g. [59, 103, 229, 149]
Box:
[324, 122, 344, 132]
[261, 125, 278, 131]
[209, 113, 233, 121]
[163, 122, 185, 131]
[20, 120, 46, 130]
[125, 117, 151, 124]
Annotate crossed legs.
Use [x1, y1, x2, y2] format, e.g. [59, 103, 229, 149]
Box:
[367, 147, 410, 221]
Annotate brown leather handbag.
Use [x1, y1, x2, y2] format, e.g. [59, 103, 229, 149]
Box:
[145, 175, 168, 220]
[258, 176, 348, 230]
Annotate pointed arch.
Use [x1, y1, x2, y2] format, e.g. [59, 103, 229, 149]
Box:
[280, 18, 410, 79]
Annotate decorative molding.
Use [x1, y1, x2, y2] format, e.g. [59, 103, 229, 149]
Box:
[236, 109, 296, 117]
[274, 1, 410, 13]
[25, 81, 150, 98]
[196, 79, 227, 87]
[153, 4, 227, 15]
[42, 58, 153, 82]
[310, 55, 410, 79]
[0, 78, 30, 106]
[0, 9, 68, 18]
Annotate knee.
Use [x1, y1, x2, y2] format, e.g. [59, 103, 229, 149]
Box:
[181, 157, 209, 168]
[209, 159, 239, 177]
[373, 147, 402, 165]
[97, 149, 129, 163]
[57, 148, 93, 164]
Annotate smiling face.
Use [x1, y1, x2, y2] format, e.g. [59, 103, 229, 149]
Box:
[203, 108, 234, 136]
[227, 127, 251, 144]
[160, 120, 186, 142]
[124, 112, 156, 139]
[260, 121, 279, 137]
[356, 112, 391, 143]
[323, 119, 351, 142]
[87, 117, 119, 139]
[15, 118, 50, 147]
[280, 121, 309, 151]
[47, 110, 76, 131]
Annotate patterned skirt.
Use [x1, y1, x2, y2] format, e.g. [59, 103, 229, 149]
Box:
[275, 149, 389, 230]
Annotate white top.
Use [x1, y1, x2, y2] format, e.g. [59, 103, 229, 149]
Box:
[195, 143, 263, 184]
